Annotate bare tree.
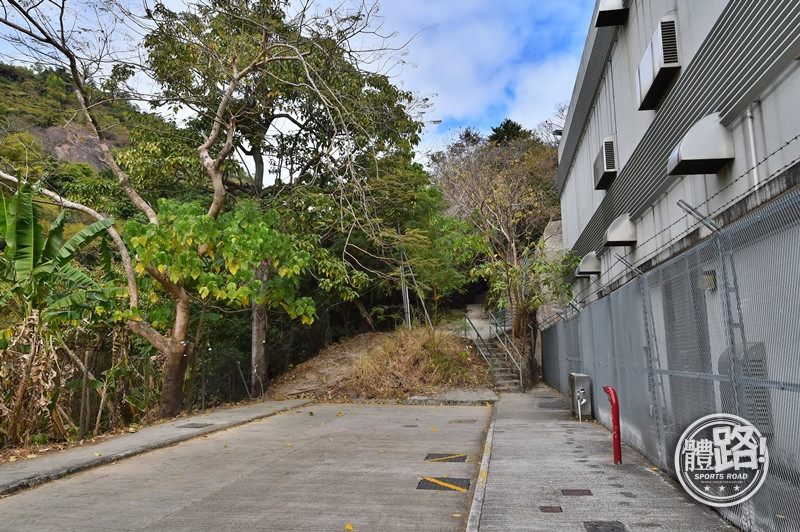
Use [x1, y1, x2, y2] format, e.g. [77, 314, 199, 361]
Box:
[431, 121, 567, 342]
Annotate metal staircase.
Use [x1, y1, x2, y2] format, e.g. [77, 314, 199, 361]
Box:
[464, 311, 523, 393]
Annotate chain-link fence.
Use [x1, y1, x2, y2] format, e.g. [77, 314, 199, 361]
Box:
[541, 186, 800, 532]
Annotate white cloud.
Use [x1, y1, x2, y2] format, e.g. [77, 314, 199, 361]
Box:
[505, 54, 582, 130]
[371, 0, 595, 156]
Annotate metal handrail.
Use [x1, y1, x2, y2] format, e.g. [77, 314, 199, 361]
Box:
[464, 313, 495, 379]
[489, 310, 523, 386]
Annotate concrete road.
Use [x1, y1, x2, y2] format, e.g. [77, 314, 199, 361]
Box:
[0, 403, 491, 532]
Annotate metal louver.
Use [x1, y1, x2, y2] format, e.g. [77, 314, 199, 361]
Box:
[636, 13, 682, 110]
[594, 135, 617, 190]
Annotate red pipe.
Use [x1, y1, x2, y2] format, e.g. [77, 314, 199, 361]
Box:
[603, 386, 622, 465]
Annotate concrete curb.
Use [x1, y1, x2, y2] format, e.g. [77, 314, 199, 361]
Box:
[406, 388, 499, 406]
[466, 419, 495, 532]
[406, 397, 499, 406]
[0, 399, 312, 496]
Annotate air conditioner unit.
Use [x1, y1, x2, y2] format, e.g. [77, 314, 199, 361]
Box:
[594, 135, 617, 190]
[636, 13, 681, 110]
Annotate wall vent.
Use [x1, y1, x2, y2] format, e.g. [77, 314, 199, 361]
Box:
[594, 136, 617, 190]
[667, 113, 735, 175]
[719, 343, 773, 436]
[636, 13, 681, 110]
[575, 252, 601, 277]
[604, 213, 636, 247]
[595, 0, 629, 27]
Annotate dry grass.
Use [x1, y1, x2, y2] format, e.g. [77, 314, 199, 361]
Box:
[328, 328, 490, 401]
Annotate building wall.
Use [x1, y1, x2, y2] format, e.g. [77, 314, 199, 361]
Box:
[549, 2, 800, 528]
[559, 0, 800, 293]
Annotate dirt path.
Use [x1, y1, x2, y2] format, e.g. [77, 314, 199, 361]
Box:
[266, 332, 385, 399]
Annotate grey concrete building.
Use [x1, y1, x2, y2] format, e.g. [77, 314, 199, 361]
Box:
[544, 1, 800, 530]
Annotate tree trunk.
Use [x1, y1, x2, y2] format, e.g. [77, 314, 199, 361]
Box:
[158, 289, 192, 418]
[251, 264, 269, 397]
[251, 303, 268, 396]
[354, 299, 376, 331]
[159, 340, 190, 418]
[528, 310, 539, 385]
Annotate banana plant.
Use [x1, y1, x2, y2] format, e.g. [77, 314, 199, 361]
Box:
[0, 183, 124, 330]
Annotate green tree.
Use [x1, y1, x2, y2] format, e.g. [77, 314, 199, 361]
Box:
[0, 0, 420, 417]
[488, 118, 531, 145]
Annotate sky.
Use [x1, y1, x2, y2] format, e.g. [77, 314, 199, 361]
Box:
[0, 0, 596, 162]
[368, 1, 597, 159]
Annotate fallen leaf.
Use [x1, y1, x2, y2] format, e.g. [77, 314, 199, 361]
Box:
[8, 456, 17, 462]
[651, 466, 659, 471]
[336, 412, 343, 417]
[26, 454, 38, 459]
[308, 412, 314, 416]
[452, 514, 462, 518]
[344, 524, 354, 531]
[94, 452, 101, 457]
[286, 443, 293, 447]
[224, 445, 228, 449]
[431, 427, 438, 432]
[379, 449, 385, 453]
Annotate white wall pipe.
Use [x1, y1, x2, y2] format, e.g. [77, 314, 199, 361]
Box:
[746, 105, 761, 192]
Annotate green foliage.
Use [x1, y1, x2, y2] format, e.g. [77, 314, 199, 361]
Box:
[114, 115, 215, 200]
[489, 118, 532, 145]
[0, 132, 47, 180]
[0, 183, 123, 328]
[389, 186, 486, 315]
[0, 63, 136, 129]
[0, 184, 129, 447]
[124, 198, 366, 326]
[472, 238, 579, 313]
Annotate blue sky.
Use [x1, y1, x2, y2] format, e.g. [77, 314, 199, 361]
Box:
[0, 0, 596, 161]
[372, 1, 597, 157]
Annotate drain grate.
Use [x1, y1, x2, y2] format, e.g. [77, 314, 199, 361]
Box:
[417, 477, 470, 492]
[424, 453, 467, 463]
[402, 424, 419, 428]
[562, 489, 593, 496]
[540, 506, 563, 513]
[584, 521, 626, 532]
[537, 401, 568, 409]
[177, 423, 212, 429]
[449, 419, 478, 424]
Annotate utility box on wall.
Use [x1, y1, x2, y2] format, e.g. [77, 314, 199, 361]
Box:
[568, 373, 592, 420]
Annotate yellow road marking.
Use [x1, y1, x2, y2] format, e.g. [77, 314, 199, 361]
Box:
[422, 477, 468, 492]
[425, 453, 467, 463]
